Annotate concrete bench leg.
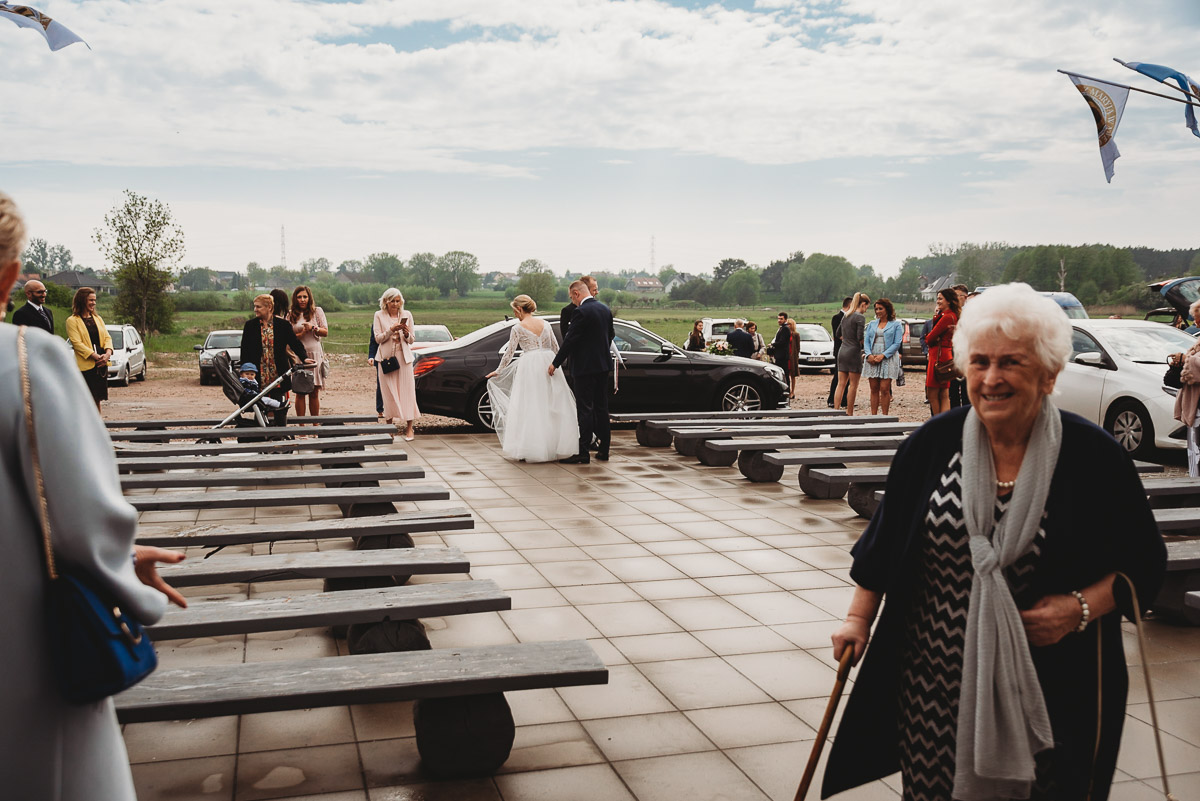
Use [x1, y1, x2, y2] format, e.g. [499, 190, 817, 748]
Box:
[738, 451, 784, 483]
[636, 421, 673, 447]
[674, 437, 699, 457]
[797, 464, 848, 499]
[1152, 572, 1200, 625]
[347, 618, 432, 654]
[414, 693, 515, 777]
[696, 441, 737, 467]
[847, 483, 883, 518]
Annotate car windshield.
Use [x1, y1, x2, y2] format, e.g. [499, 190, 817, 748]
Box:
[797, 327, 830, 342]
[415, 328, 453, 342]
[109, 330, 124, 349]
[1169, 278, 1200, 307]
[206, 333, 242, 349]
[710, 322, 735, 337]
[1096, 326, 1198, 363]
[1061, 306, 1088, 320]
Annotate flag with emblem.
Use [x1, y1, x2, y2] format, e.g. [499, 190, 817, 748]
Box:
[1066, 74, 1129, 183]
[0, 2, 88, 51]
[1121, 61, 1200, 138]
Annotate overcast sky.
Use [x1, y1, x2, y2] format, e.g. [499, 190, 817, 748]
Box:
[4, 0, 1200, 279]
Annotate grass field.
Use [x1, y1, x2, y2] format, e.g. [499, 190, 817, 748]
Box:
[32, 295, 936, 357]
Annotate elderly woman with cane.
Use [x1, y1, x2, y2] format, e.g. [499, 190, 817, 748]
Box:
[821, 283, 1165, 801]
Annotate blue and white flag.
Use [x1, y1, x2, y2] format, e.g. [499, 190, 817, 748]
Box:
[1067, 74, 1129, 183]
[1124, 61, 1200, 138]
[0, 2, 88, 51]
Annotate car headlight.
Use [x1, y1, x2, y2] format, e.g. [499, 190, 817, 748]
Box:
[200, 356, 213, 365]
[765, 365, 785, 380]
[1163, 385, 1180, 397]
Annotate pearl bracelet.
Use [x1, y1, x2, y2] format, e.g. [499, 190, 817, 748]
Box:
[1070, 590, 1090, 633]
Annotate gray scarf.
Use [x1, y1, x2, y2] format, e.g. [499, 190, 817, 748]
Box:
[952, 396, 1061, 800]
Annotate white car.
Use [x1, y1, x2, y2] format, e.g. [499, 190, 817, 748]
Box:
[1054, 319, 1196, 458]
[794, 324, 836, 372]
[105, 324, 147, 386]
[412, 324, 454, 351]
[194, 329, 243, 384]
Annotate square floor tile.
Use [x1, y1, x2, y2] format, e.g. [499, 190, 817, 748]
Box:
[630, 579, 714, 600]
[725, 650, 839, 701]
[469, 564, 550, 590]
[558, 583, 642, 605]
[131, 755, 236, 801]
[534, 560, 620, 587]
[578, 601, 684, 637]
[497, 721, 606, 774]
[598, 556, 687, 582]
[236, 743, 363, 800]
[611, 631, 715, 663]
[583, 712, 716, 760]
[696, 575, 780, 596]
[239, 707, 356, 753]
[500, 606, 602, 642]
[508, 687, 576, 726]
[614, 751, 771, 801]
[685, 703, 814, 749]
[726, 592, 834, 625]
[425, 612, 518, 648]
[654, 596, 761, 631]
[639, 657, 773, 709]
[123, 717, 238, 763]
[369, 779, 500, 800]
[350, 701, 415, 742]
[662, 552, 753, 578]
[557, 664, 676, 720]
[507, 587, 570, 609]
[693, 626, 798, 656]
[494, 764, 635, 801]
[523, 546, 590, 564]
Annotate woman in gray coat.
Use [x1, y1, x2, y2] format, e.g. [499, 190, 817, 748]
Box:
[0, 192, 185, 800]
[833, 292, 869, 415]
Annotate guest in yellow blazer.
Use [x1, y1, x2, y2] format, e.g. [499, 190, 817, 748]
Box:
[65, 287, 113, 414]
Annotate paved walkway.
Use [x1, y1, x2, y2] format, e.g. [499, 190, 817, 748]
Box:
[125, 430, 1200, 801]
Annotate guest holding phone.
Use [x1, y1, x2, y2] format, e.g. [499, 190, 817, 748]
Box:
[374, 288, 420, 440]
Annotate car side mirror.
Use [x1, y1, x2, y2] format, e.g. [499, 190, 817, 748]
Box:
[1073, 352, 1105, 367]
[193, 344, 203, 351]
[660, 344, 675, 356]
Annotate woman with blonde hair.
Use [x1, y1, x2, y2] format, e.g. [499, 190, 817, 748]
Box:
[834, 292, 869, 415]
[373, 288, 419, 440]
[1171, 297, 1200, 476]
[65, 286, 113, 415]
[485, 294, 579, 461]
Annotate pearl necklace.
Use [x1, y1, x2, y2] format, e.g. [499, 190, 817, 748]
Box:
[996, 479, 1017, 490]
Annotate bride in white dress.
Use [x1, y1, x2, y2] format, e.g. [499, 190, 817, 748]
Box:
[486, 295, 580, 462]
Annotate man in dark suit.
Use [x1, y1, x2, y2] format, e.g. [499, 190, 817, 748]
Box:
[11, 280, 54, 334]
[827, 297, 851, 407]
[550, 280, 614, 464]
[771, 312, 792, 377]
[726, 319, 754, 359]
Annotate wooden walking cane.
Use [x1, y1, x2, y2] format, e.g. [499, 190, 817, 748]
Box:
[793, 647, 856, 801]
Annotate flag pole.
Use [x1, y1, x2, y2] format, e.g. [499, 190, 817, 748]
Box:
[1113, 58, 1200, 101]
[1058, 69, 1200, 108]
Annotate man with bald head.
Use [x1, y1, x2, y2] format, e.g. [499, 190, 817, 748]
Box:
[12, 279, 54, 334]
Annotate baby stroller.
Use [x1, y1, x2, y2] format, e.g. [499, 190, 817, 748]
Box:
[211, 350, 295, 431]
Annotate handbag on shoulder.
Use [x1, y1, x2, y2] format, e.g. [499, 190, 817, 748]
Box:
[290, 367, 316, 395]
[933, 359, 959, 382]
[380, 356, 401, 374]
[18, 328, 158, 704]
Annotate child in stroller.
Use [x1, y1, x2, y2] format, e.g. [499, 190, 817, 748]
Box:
[237, 362, 286, 411]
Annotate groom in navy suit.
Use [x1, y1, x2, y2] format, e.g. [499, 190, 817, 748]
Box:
[549, 279, 614, 464]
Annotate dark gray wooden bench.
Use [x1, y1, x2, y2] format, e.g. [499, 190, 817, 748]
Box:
[115, 640, 609, 776]
[612, 409, 846, 447]
[700, 434, 910, 482]
[107, 415, 381, 429]
[647, 414, 894, 432]
[118, 449, 404, 473]
[148, 580, 510, 640]
[109, 424, 398, 442]
[158, 546, 470, 587]
[671, 421, 918, 465]
[762, 449, 898, 492]
[127, 485, 449, 515]
[135, 508, 474, 548]
[1154, 540, 1200, 625]
[114, 434, 396, 458]
[121, 465, 424, 490]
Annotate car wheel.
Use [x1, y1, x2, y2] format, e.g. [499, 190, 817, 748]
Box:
[468, 386, 496, 432]
[118, 366, 130, 387]
[717, 378, 762, 412]
[138, 360, 148, 381]
[1106, 400, 1154, 459]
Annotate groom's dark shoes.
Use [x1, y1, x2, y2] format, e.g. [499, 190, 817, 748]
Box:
[595, 450, 609, 461]
[559, 453, 590, 465]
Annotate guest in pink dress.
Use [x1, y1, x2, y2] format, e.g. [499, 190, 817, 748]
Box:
[289, 285, 328, 418]
[373, 288, 420, 440]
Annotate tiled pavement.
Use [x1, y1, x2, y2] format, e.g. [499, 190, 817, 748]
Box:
[125, 430, 1200, 801]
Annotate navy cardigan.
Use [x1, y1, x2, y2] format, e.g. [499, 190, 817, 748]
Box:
[822, 406, 1166, 801]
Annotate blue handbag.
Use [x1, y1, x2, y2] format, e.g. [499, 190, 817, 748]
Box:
[18, 329, 158, 704]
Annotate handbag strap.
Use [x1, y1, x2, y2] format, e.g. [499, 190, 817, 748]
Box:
[16, 327, 59, 581]
[1095, 572, 1177, 801]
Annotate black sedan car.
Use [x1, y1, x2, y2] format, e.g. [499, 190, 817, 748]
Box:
[413, 316, 790, 430]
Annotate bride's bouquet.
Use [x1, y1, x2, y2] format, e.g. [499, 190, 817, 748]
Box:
[706, 341, 733, 356]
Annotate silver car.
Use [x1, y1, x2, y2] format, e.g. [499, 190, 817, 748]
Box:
[194, 329, 243, 385]
[105, 324, 147, 386]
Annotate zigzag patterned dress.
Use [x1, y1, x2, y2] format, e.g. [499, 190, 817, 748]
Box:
[898, 452, 1054, 801]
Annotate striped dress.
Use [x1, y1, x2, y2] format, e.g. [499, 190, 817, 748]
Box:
[897, 452, 1055, 801]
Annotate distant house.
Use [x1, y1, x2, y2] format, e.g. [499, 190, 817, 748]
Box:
[663, 273, 694, 294]
[214, 270, 240, 290]
[45, 270, 116, 295]
[919, 272, 958, 302]
[625, 276, 664, 293]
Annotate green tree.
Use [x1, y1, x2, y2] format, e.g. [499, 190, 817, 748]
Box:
[300, 257, 332, 278]
[178, 266, 217, 291]
[21, 238, 74, 276]
[436, 251, 481, 297]
[246, 261, 269, 287]
[364, 252, 406, 286]
[714, 258, 748, 283]
[722, 268, 761, 306]
[761, 251, 804, 293]
[657, 265, 678, 286]
[93, 189, 184, 335]
[517, 270, 557, 308]
[518, 258, 550, 275]
[336, 259, 363, 281]
[781, 253, 857, 304]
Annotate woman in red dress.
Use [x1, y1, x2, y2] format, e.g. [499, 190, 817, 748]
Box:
[924, 287, 960, 416]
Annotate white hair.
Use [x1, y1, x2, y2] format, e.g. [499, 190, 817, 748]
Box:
[0, 192, 27, 263]
[379, 287, 404, 312]
[953, 283, 1072, 376]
